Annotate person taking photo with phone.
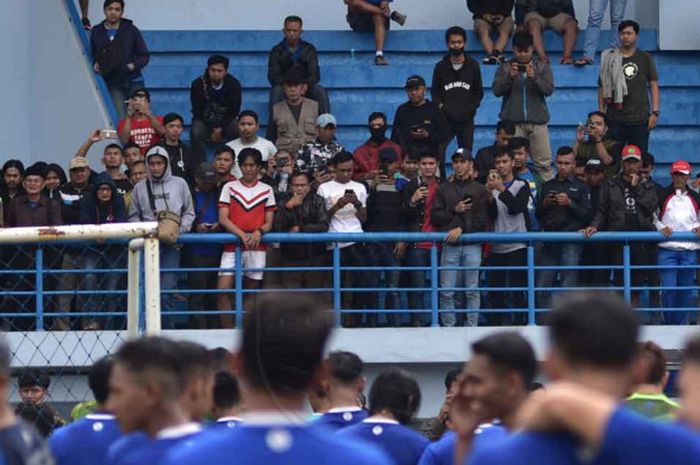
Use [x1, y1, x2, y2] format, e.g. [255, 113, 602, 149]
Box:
[573, 110, 623, 178]
[118, 88, 165, 155]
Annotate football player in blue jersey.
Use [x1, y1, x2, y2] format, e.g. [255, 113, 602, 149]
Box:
[337, 368, 429, 465]
[315, 351, 369, 431]
[50, 356, 122, 465]
[211, 371, 243, 428]
[176, 341, 215, 423]
[164, 293, 395, 465]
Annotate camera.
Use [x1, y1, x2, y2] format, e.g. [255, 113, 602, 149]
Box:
[517, 63, 528, 73]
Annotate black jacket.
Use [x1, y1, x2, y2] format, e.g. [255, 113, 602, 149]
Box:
[57, 183, 91, 226]
[431, 54, 484, 123]
[273, 192, 329, 260]
[391, 100, 448, 153]
[366, 182, 404, 232]
[431, 178, 489, 233]
[537, 175, 593, 231]
[90, 18, 149, 85]
[190, 73, 242, 129]
[467, 0, 515, 18]
[474, 142, 503, 184]
[156, 141, 200, 186]
[268, 40, 320, 86]
[80, 173, 127, 225]
[402, 177, 443, 232]
[591, 175, 659, 231]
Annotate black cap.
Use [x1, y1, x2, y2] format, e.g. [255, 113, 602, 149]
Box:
[451, 148, 473, 162]
[130, 87, 151, 101]
[584, 158, 604, 171]
[379, 147, 398, 163]
[405, 75, 426, 89]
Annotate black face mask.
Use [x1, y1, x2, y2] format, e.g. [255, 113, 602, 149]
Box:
[449, 48, 463, 57]
[370, 126, 387, 142]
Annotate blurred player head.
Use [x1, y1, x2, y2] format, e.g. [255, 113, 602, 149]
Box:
[679, 335, 700, 430]
[633, 341, 669, 394]
[326, 351, 367, 409]
[89, 356, 114, 409]
[176, 341, 215, 422]
[368, 368, 421, 425]
[212, 371, 243, 420]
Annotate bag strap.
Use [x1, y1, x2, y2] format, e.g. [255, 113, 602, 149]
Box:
[146, 180, 158, 214]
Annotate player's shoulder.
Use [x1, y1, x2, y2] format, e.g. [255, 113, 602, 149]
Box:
[470, 431, 576, 465]
[311, 428, 396, 465]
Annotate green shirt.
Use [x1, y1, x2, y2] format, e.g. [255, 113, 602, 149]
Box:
[626, 392, 679, 421]
[576, 137, 622, 178]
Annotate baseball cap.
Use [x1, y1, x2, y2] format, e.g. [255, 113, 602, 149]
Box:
[69, 157, 90, 170]
[317, 113, 337, 128]
[130, 88, 150, 101]
[621, 144, 642, 161]
[671, 160, 691, 175]
[405, 75, 426, 89]
[196, 162, 217, 183]
[584, 158, 603, 171]
[451, 148, 473, 162]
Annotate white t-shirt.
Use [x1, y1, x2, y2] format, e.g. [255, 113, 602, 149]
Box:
[316, 180, 367, 249]
[226, 137, 278, 178]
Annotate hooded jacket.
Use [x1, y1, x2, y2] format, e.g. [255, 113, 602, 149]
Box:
[80, 173, 127, 225]
[90, 18, 149, 85]
[431, 54, 484, 123]
[127, 148, 195, 233]
[492, 58, 554, 125]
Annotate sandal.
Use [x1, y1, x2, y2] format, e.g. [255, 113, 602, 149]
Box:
[573, 57, 594, 67]
[560, 56, 574, 65]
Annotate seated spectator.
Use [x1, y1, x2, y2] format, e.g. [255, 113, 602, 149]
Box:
[128, 146, 195, 326]
[226, 110, 277, 179]
[523, 0, 578, 64]
[654, 160, 700, 325]
[266, 69, 319, 155]
[90, 0, 149, 120]
[344, 0, 407, 65]
[626, 341, 679, 420]
[430, 150, 488, 327]
[75, 134, 132, 196]
[467, 0, 515, 64]
[573, 111, 622, 178]
[156, 113, 200, 186]
[117, 88, 164, 155]
[124, 159, 146, 211]
[190, 54, 242, 163]
[43, 164, 67, 200]
[510, 137, 543, 232]
[474, 121, 516, 184]
[391, 75, 448, 173]
[354, 112, 404, 183]
[576, 0, 626, 66]
[80, 173, 127, 330]
[213, 146, 236, 190]
[514, 0, 527, 30]
[536, 147, 593, 309]
[216, 148, 276, 328]
[268, 16, 330, 114]
[395, 152, 419, 192]
[185, 162, 223, 329]
[0, 160, 25, 206]
[297, 113, 345, 183]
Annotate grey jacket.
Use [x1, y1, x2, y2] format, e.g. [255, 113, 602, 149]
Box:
[492, 58, 554, 125]
[600, 48, 628, 106]
[127, 148, 195, 233]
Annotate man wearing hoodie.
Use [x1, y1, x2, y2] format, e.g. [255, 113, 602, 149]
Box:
[128, 146, 195, 325]
[431, 26, 484, 158]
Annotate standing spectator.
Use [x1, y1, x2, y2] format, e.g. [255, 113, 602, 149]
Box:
[128, 146, 195, 326]
[573, 111, 623, 178]
[213, 145, 236, 190]
[0, 160, 25, 207]
[583, 144, 659, 305]
[486, 149, 530, 325]
[599, 20, 660, 155]
[226, 110, 277, 179]
[90, 0, 149, 120]
[510, 137, 543, 232]
[344, 0, 407, 65]
[123, 142, 143, 171]
[395, 152, 419, 192]
[391, 75, 448, 173]
[431, 26, 484, 156]
[430, 150, 488, 327]
[576, 0, 628, 66]
[266, 69, 319, 155]
[654, 161, 700, 325]
[316, 151, 371, 327]
[124, 159, 146, 211]
[297, 113, 345, 182]
[523, 0, 578, 64]
[474, 121, 516, 183]
[401, 151, 441, 326]
[354, 112, 404, 183]
[268, 16, 330, 114]
[493, 31, 555, 181]
[216, 148, 275, 328]
[467, 0, 515, 64]
[43, 164, 67, 196]
[156, 113, 200, 186]
[117, 88, 164, 155]
[190, 55, 242, 163]
[579, 158, 608, 287]
[536, 147, 593, 309]
[76, 136, 132, 196]
[185, 162, 223, 329]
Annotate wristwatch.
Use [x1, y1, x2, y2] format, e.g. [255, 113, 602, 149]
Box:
[651, 110, 660, 117]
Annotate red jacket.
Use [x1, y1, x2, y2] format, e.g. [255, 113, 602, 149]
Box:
[352, 139, 405, 181]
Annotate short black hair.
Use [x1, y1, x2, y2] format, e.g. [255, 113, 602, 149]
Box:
[291, 171, 312, 183]
[241, 293, 332, 394]
[418, 151, 438, 161]
[18, 368, 50, 389]
[368, 112, 387, 125]
[619, 20, 640, 34]
[368, 369, 421, 425]
[89, 356, 114, 405]
[445, 26, 466, 43]
[238, 109, 259, 124]
[130, 87, 150, 102]
[444, 368, 461, 390]
[548, 292, 639, 369]
[636, 341, 667, 385]
[237, 147, 263, 167]
[2, 159, 24, 176]
[508, 136, 529, 153]
[683, 334, 700, 365]
[494, 148, 514, 160]
[328, 351, 364, 384]
[284, 15, 303, 27]
[44, 164, 67, 186]
[214, 145, 235, 159]
[104, 0, 124, 9]
[163, 112, 184, 126]
[332, 150, 354, 166]
[513, 31, 534, 50]
[556, 146, 575, 157]
[176, 341, 212, 383]
[207, 54, 229, 69]
[472, 332, 538, 387]
[496, 120, 517, 135]
[642, 152, 655, 167]
[104, 143, 123, 154]
[213, 371, 241, 410]
[123, 142, 141, 152]
[208, 347, 232, 373]
[587, 111, 609, 126]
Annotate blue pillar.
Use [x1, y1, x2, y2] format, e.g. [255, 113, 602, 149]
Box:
[527, 245, 536, 325]
[234, 248, 243, 328]
[35, 247, 44, 331]
[333, 246, 341, 326]
[430, 244, 439, 327]
[623, 244, 632, 303]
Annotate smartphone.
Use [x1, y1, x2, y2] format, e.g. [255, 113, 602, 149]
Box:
[488, 169, 500, 181]
[463, 194, 473, 203]
[419, 181, 428, 189]
[100, 129, 118, 139]
[344, 189, 354, 196]
[517, 64, 528, 73]
[379, 164, 389, 176]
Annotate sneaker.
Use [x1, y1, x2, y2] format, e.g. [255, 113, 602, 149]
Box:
[375, 55, 389, 66]
[390, 10, 407, 26]
[483, 54, 501, 65]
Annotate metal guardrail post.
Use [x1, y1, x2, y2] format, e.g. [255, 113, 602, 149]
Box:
[333, 247, 341, 325]
[35, 247, 44, 331]
[234, 248, 243, 328]
[527, 245, 536, 325]
[144, 238, 162, 334]
[127, 239, 144, 339]
[623, 244, 632, 303]
[430, 244, 439, 327]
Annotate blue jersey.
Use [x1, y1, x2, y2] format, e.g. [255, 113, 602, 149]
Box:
[314, 409, 369, 432]
[337, 420, 429, 465]
[419, 424, 508, 465]
[211, 417, 243, 430]
[107, 425, 201, 465]
[50, 414, 122, 465]
[165, 422, 396, 465]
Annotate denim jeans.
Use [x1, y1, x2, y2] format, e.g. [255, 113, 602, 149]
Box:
[160, 245, 181, 328]
[108, 79, 145, 121]
[404, 247, 431, 326]
[440, 244, 482, 327]
[658, 247, 697, 325]
[368, 243, 401, 325]
[82, 246, 126, 329]
[583, 0, 627, 61]
[536, 242, 583, 309]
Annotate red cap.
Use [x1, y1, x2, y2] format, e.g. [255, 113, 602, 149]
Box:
[621, 144, 642, 161]
[671, 160, 691, 175]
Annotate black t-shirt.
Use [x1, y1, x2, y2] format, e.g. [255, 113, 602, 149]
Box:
[606, 49, 659, 124]
[113, 178, 132, 197]
[622, 182, 641, 230]
[0, 421, 54, 465]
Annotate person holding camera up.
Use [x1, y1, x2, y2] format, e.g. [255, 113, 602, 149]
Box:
[573, 111, 623, 179]
[117, 88, 165, 155]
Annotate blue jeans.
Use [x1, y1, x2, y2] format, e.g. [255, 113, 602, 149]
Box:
[160, 245, 181, 327]
[658, 248, 697, 325]
[368, 243, 401, 324]
[440, 244, 482, 327]
[82, 246, 126, 329]
[404, 248, 431, 325]
[583, 0, 627, 61]
[536, 242, 583, 309]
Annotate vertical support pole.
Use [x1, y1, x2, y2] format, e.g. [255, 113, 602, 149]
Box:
[333, 246, 341, 326]
[143, 238, 161, 334]
[35, 247, 44, 331]
[127, 239, 143, 339]
[623, 244, 632, 304]
[234, 247, 243, 328]
[527, 245, 536, 325]
[430, 244, 439, 327]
